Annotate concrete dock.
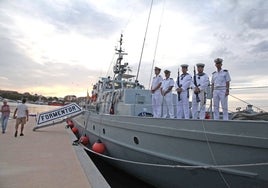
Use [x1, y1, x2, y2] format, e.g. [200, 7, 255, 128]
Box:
[0, 117, 110, 188]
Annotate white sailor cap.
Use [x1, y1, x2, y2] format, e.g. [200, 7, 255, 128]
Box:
[181, 64, 188, 68]
[196, 63, 205, 67]
[164, 70, 171, 74]
[154, 66, 161, 70]
[214, 58, 223, 64]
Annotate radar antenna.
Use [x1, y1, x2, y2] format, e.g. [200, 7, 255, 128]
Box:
[113, 34, 128, 80]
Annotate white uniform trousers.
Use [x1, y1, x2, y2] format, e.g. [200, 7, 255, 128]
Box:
[213, 89, 228, 120]
[192, 91, 206, 119]
[177, 91, 190, 119]
[162, 92, 174, 118]
[152, 92, 162, 118]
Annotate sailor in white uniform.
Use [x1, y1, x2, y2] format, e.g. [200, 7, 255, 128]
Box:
[161, 70, 175, 118]
[175, 64, 192, 119]
[151, 66, 163, 118]
[211, 58, 231, 120]
[191, 63, 210, 119]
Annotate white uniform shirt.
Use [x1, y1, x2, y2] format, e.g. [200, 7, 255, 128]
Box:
[192, 73, 210, 91]
[175, 73, 192, 92]
[161, 78, 174, 93]
[16, 103, 28, 118]
[212, 69, 231, 89]
[152, 75, 163, 94]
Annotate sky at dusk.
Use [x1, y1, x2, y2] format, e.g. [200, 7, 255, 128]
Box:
[0, 0, 267, 111]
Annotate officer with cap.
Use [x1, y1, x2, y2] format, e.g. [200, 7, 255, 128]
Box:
[211, 58, 231, 120]
[151, 66, 163, 118]
[191, 63, 210, 119]
[160, 70, 175, 118]
[175, 64, 192, 119]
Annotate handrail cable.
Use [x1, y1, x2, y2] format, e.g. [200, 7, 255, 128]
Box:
[148, 0, 166, 89]
[136, 0, 154, 81]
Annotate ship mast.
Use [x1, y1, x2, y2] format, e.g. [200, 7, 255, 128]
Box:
[113, 34, 128, 81]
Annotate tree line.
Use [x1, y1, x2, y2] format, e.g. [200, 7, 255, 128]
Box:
[0, 90, 60, 102]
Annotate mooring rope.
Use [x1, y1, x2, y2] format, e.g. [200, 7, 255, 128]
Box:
[78, 143, 268, 169]
[200, 120, 230, 188]
[229, 94, 266, 113]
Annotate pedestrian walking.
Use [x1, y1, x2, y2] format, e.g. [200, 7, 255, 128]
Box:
[1, 99, 10, 133]
[13, 98, 29, 137]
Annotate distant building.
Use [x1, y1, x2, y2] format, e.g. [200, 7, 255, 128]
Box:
[64, 95, 77, 102]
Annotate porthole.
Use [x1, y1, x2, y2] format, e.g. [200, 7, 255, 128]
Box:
[133, 136, 139, 145]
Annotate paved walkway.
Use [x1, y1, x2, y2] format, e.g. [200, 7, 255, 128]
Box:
[0, 117, 94, 188]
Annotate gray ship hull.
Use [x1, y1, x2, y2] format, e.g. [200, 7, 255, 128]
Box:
[73, 112, 268, 188]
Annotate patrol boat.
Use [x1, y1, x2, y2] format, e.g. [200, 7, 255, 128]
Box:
[231, 104, 268, 121]
[72, 34, 268, 188]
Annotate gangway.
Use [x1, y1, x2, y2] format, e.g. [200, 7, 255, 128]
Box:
[33, 103, 83, 131]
